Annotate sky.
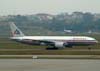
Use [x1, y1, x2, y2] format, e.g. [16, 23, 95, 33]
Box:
[0, 0, 100, 16]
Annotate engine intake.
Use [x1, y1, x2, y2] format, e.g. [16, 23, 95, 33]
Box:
[54, 42, 65, 48]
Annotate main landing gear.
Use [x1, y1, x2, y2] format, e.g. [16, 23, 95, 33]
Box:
[46, 47, 59, 50]
[46, 46, 59, 50]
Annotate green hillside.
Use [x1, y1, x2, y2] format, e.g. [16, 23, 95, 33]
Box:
[0, 12, 100, 37]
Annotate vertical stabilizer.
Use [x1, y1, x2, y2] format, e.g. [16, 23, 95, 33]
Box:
[9, 22, 24, 37]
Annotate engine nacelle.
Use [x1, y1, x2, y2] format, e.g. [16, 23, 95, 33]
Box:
[54, 42, 65, 48]
[54, 42, 72, 48]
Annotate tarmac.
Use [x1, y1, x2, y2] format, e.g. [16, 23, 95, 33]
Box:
[0, 59, 100, 71]
[0, 55, 100, 59]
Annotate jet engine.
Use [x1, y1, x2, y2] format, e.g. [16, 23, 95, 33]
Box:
[54, 42, 72, 48]
[54, 42, 66, 48]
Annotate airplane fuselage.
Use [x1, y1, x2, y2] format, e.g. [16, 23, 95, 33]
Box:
[11, 36, 98, 47]
[9, 22, 98, 49]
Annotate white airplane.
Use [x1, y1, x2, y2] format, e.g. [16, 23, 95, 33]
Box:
[9, 22, 98, 50]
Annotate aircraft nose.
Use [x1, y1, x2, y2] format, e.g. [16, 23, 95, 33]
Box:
[95, 40, 98, 43]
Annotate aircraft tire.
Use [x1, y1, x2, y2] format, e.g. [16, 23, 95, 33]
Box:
[46, 47, 59, 50]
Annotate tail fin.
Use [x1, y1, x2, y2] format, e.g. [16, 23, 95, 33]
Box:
[9, 22, 25, 37]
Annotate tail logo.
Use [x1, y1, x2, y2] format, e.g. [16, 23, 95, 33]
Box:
[14, 29, 20, 35]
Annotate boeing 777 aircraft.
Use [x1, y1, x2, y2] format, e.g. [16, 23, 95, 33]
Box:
[9, 22, 98, 50]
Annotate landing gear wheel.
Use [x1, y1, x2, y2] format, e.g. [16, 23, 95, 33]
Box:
[46, 47, 58, 50]
[88, 47, 91, 50]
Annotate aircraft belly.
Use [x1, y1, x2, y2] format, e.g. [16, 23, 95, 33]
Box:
[67, 41, 96, 46]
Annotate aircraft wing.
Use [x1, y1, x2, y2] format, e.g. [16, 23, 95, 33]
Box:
[37, 40, 55, 46]
[36, 40, 68, 47]
[31, 39, 64, 46]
